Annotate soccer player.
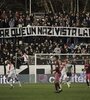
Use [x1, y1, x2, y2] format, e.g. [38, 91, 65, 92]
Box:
[60, 59, 72, 88]
[51, 56, 62, 93]
[84, 60, 90, 87]
[66, 60, 73, 88]
[60, 59, 67, 85]
[5, 60, 21, 88]
[22, 52, 29, 65]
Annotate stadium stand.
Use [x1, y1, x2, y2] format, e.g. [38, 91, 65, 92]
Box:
[0, 9, 90, 27]
[0, 36, 90, 64]
[0, 7, 90, 65]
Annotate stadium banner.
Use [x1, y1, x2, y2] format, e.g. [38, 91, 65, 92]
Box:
[0, 26, 90, 38]
[0, 74, 30, 84]
[37, 73, 86, 83]
[0, 73, 86, 84]
[0, 75, 16, 84]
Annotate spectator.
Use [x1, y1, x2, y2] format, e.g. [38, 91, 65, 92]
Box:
[54, 45, 61, 54]
[0, 9, 90, 65]
[9, 18, 15, 27]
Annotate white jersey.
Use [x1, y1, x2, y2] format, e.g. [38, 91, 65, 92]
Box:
[22, 54, 29, 62]
[61, 62, 67, 74]
[60, 62, 67, 81]
[6, 64, 14, 73]
[61, 66, 66, 74]
[6, 63, 16, 78]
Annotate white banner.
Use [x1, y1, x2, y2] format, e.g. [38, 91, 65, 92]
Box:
[0, 26, 90, 38]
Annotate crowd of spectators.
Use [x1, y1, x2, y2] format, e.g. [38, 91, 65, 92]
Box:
[0, 37, 90, 64]
[0, 9, 90, 65]
[0, 9, 90, 27]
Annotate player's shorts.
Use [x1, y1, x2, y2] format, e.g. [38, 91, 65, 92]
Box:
[8, 71, 17, 79]
[54, 72, 60, 83]
[67, 72, 72, 77]
[86, 73, 90, 80]
[60, 72, 67, 82]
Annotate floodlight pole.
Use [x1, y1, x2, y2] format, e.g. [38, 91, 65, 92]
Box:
[25, 0, 27, 11]
[77, 0, 79, 13]
[29, 0, 31, 15]
[71, 0, 73, 12]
